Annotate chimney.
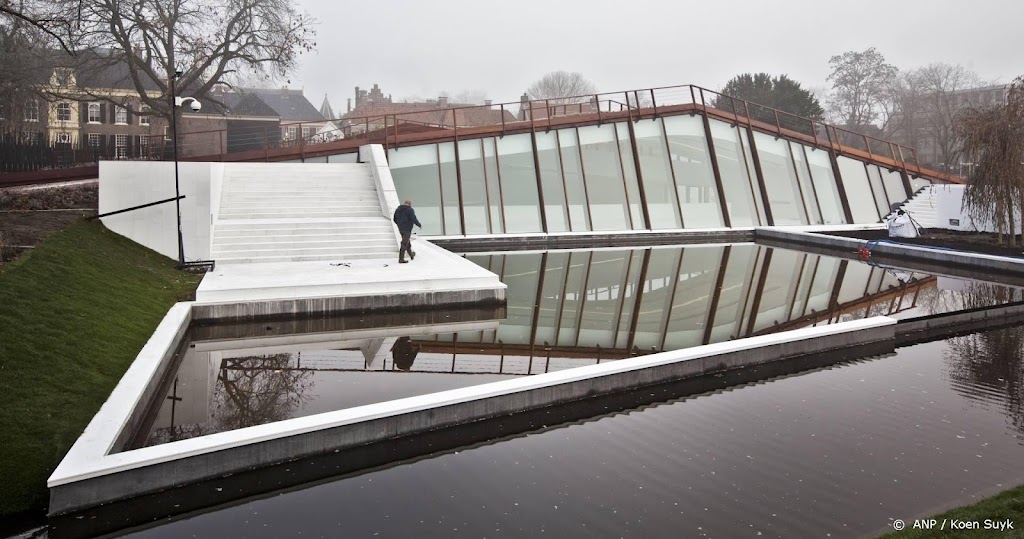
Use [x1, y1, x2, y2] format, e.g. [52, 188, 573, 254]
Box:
[485, 99, 492, 107]
[438, 96, 449, 108]
[347, 98, 352, 113]
[280, 86, 289, 98]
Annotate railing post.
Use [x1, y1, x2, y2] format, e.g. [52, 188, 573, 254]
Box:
[650, 89, 657, 117]
[863, 134, 872, 160]
[773, 109, 782, 134]
[595, 94, 602, 124]
[500, 104, 506, 135]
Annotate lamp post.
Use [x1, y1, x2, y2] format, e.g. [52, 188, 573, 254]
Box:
[169, 71, 201, 268]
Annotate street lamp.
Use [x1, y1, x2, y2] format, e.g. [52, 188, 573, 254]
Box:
[169, 71, 201, 268]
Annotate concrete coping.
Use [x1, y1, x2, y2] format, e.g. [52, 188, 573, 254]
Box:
[426, 223, 885, 243]
[755, 227, 1024, 274]
[48, 307, 895, 489]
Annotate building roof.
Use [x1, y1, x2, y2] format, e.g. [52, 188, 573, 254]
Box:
[38, 48, 162, 92]
[319, 95, 335, 120]
[343, 101, 515, 128]
[243, 88, 326, 122]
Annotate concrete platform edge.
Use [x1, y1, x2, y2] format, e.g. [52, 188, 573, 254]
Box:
[48, 316, 895, 515]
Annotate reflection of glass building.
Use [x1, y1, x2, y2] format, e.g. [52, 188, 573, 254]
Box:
[387, 115, 926, 236]
[415, 245, 933, 361]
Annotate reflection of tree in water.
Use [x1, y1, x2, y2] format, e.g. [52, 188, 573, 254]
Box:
[942, 284, 1024, 437]
[924, 281, 1022, 316]
[145, 422, 214, 446]
[213, 353, 314, 431]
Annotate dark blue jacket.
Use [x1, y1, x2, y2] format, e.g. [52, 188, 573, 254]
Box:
[393, 204, 422, 232]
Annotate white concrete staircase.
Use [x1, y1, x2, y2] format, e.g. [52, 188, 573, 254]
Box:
[885, 185, 937, 228]
[211, 163, 398, 264]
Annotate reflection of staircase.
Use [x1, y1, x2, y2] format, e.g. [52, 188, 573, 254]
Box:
[885, 185, 937, 228]
[211, 163, 398, 264]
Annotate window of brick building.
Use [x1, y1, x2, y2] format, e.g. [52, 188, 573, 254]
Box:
[115, 106, 128, 125]
[57, 102, 72, 122]
[88, 103, 102, 123]
[24, 99, 39, 122]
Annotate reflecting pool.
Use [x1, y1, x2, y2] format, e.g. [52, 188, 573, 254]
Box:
[128, 324, 1024, 538]
[133, 244, 1020, 449]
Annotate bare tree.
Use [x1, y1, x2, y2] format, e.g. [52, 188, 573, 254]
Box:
[526, 70, 597, 103]
[0, 0, 79, 53]
[826, 47, 898, 132]
[916, 63, 982, 169]
[44, 0, 316, 123]
[957, 75, 1024, 246]
[439, 89, 488, 105]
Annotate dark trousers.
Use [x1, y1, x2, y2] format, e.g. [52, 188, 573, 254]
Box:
[399, 229, 413, 260]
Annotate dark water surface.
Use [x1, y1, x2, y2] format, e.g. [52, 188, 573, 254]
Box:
[136, 244, 1021, 448]
[128, 326, 1024, 538]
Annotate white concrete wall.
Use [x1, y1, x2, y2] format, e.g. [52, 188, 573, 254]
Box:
[936, 184, 1022, 234]
[99, 161, 217, 261]
[360, 144, 402, 244]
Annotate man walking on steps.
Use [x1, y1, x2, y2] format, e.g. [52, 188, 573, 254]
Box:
[393, 199, 422, 264]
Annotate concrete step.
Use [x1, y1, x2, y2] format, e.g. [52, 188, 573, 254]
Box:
[214, 225, 393, 236]
[219, 204, 382, 214]
[222, 193, 379, 201]
[213, 230, 394, 242]
[214, 251, 399, 264]
[222, 183, 375, 192]
[217, 210, 384, 219]
[212, 238, 396, 251]
[213, 218, 391, 229]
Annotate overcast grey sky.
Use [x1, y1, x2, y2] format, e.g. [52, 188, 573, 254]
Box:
[291, 0, 1022, 113]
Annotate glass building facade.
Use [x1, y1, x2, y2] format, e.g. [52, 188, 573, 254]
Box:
[387, 114, 917, 236]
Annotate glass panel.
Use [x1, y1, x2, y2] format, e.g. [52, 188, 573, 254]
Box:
[615, 249, 646, 348]
[739, 129, 768, 224]
[754, 131, 807, 225]
[866, 267, 884, 294]
[457, 139, 489, 234]
[557, 252, 591, 347]
[633, 118, 681, 229]
[535, 131, 569, 233]
[751, 248, 803, 333]
[558, 128, 592, 231]
[709, 244, 761, 342]
[535, 252, 570, 345]
[578, 124, 631, 231]
[837, 261, 872, 304]
[663, 246, 722, 350]
[495, 133, 543, 233]
[495, 253, 541, 342]
[790, 143, 822, 225]
[882, 168, 908, 208]
[482, 138, 505, 234]
[577, 250, 631, 347]
[789, 255, 816, 318]
[804, 148, 846, 225]
[633, 248, 682, 350]
[327, 153, 359, 163]
[387, 145, 442, 236]
[866, 165, 890, 218]
[805, 257, 842, 314]
[615, 122, 645, 229]
[662, 115, 723, 228]
[438, 142, 462, 235]
[709, 119, 760, 227]
[836, 156, 879, 223]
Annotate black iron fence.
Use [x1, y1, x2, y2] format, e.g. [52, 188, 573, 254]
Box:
[0, 132, 161, 173]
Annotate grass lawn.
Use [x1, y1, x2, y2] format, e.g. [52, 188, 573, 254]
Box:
[0, 219, 201, 519]
[881, 484, 1024, 538]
